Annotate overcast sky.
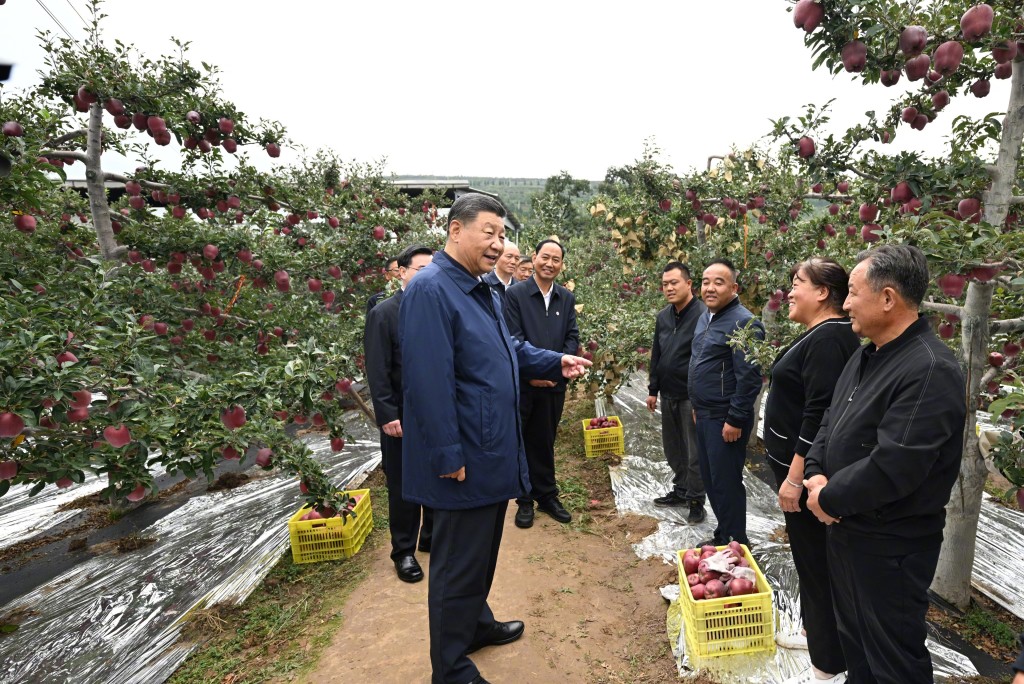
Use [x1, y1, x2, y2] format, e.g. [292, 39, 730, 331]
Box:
[0, 0, 1011, 181]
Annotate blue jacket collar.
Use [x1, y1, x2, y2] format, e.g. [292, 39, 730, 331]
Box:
[434, 250, 485, 295]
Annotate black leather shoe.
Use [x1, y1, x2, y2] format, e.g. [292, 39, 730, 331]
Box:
[514, 502, 534, 528]
[537, 497, 572, 524]
[466, 619, 525, 654]
[653, 492, 687, 507]
[394, 555, 424, 583]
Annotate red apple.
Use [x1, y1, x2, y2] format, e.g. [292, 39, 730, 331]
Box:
[842, 41, 867, 72]
[989, 352, 1005, 368]
[372, 225, 386, 240]
[2, 121, 25, 137]
[14, 214, 37, 234]
[932, 90, 950, 111]
[56, 351, 78, 365]
[222, 138, 237, 154]
[858, 204, 879, 222]
[1003, 341, 1021, 357]
[861, 224, 881, 242]
[933, 41, 964, 76]
[68, 407, 90, 422]
[890, 181, 913, 203]
[0, 413, 25, 438]
[993, 41, 1018, 64]
[938, 321, 956, 339]
[792, 0, 824, 33]
[266, 142, 281, 158]
[901, 106, 918, 124]
[905, 53, 931, 81]
[307, 278, 322, 292]
[335, 378, 353, 394]
[960, 4, 994, 42]
[880, 69, 901, 87]
[103, 425, 132, 448]
[255, 448, 273, 467]
[900, 25, 928, 56]
[222, 445, 240, 460]
[937, 273, 967, 298]
[996, 62, 1013, 79]
[0, 460, 19, 479]
[958, 198, 982, 222]
[221, 404, 247, 430]
[970, 79, 991, 98]
[797, 136, 815, 158]
[331, 437, 345, 452]
[126, 484, 147, 502]
[218, 117, 234, 134]
[56, 477, 74, 489]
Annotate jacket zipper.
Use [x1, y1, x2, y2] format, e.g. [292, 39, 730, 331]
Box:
[823, 384, 859, 459]
[720, 362, 725, 396]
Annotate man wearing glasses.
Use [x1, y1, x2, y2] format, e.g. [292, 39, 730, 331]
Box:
[483, 241, 520, 304]
[366, 257, 400, 312]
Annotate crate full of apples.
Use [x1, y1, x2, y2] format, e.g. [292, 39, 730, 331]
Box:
[675, 542, 775, 664]
[580, 415, 624, 457]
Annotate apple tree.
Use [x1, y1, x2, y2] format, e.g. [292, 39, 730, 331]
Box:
[0, 8, 445, 516]
[782, 0, 1024, 608]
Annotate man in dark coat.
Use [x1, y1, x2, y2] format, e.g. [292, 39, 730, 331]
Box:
[366, 257, 399, 312]
[647, 261, 707, 523]
[688, 258, 764, 547]
[504, 239, 579, 528]
[482, 240, 519, 305]
[400, 194, 592, 684]
[364, 243, 435, 583]
[804, 244, 966, 684]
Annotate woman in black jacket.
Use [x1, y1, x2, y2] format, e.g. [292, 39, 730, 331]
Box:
[763, 257, 860, 684]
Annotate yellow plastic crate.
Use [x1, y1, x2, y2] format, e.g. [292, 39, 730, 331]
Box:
[580, 415, 625, 457]
[288, 489, 372, 564]
[676, 544, 776, 666]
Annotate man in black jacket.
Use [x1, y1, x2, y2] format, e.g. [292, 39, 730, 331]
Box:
[366, 257, 399, 312]
[504, 239, 580, 528]
[364, 244, 435, 583]
[483, 240, 519, 305]
[647, 262, 707, 523]
[804, 244, 966, 684]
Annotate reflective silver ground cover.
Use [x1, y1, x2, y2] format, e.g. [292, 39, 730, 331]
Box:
[608, 375, 1023, 681]
[0, 411, 381, 684]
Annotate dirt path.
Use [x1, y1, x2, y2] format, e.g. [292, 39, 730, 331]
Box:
[303, 502, 680, 684]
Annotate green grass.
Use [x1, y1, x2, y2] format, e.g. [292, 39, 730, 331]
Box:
[964, 605, 1020, 650]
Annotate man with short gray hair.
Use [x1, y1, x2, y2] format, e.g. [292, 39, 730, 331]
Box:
[804, 243, 966, 684]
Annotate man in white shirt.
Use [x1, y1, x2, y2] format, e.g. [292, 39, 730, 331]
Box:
[483, 240, 520, 305]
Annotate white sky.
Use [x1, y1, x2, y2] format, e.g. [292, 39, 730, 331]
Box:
[0, 0, 1012, 181]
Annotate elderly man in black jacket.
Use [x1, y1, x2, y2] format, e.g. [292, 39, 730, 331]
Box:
[804, 244, 966, 684]
[364, 243, 435, 583]
[647, 262, 707, 523]
[504, 239, 580, 528]
[483, 240, 519, 305]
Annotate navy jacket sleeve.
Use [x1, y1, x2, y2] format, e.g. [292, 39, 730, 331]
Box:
[794, 335, 854, 457]
[399, 281, 464, 476]
[817, 355, 966, 519]
[563, 291, 579, 355]
[726, 317, 765, 427]
[364, 301, 398, 426]
[516, 339, 563, 381]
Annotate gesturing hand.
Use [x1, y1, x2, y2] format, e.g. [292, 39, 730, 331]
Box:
[560, 355, 593, 379]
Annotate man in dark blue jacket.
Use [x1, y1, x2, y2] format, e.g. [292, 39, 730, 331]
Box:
[688, 258, 764, 547]
[504, 239, 579, 528]
[364, 243, 435, 583]
[400, 194, 592, 684]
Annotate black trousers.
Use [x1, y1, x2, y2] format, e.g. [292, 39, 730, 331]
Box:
[515, 389, 566, 506]
[828, 530, 939, 683]
[768, 458, 845, 674]
[381, 431, 433, 560]
[429, 501, 508, 684]
[694, 415, 752, 545]
[661, 396, 705, 503]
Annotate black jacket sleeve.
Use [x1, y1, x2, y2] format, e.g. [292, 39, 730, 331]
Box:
[363, 303, 399, 426]
[802, 407, 831, 479]
[648, 313, 662, 397]
[504, 288, 524, 343]
[1013, 633, 1024, 673]
[818, 354, 965, 519]
[563, 291, 579, 355]
[794, 335, 855, 457]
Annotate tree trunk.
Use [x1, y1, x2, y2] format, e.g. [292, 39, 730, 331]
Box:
[931, 62, 1024, 610]
[84, 103, 124, 262]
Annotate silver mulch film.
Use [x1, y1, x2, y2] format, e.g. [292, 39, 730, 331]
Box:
[608, 374, 1023, 681]
[0, 411, 381, 684]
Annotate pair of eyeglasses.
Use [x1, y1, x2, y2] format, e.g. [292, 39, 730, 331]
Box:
[407, 265, 427, 272]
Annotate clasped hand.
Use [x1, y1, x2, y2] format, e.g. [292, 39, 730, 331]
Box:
[803, 475, 840, 525]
